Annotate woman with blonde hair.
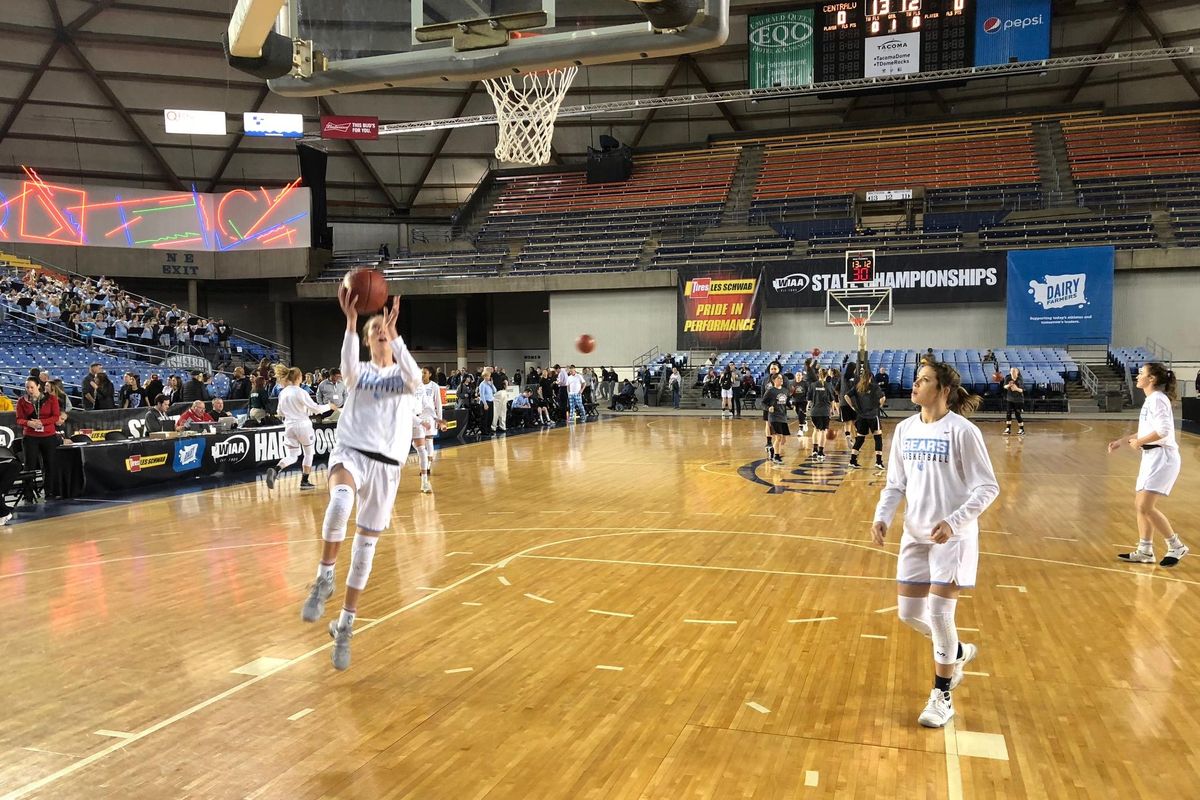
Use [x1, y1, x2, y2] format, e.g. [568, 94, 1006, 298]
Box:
[300, 288, 421, 671]
[265, 364, 335, 491]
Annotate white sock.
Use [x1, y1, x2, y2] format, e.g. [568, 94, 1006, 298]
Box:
[337, 607, 356, 629]
[317, 561, 334, 582]
[1166, 534, 1182, 550]
[1138, 539, 1154, 552]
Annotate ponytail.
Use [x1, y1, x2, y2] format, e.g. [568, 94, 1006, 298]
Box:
[927, 361, 982, 417]
[1145, 362, 1178, 401]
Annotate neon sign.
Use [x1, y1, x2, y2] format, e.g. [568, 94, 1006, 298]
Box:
[0, 167, 310, 251]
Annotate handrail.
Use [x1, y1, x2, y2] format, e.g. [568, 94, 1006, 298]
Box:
[632, 345, 660, 369]
[0, 252, 289, 361]
[2, 310, 192, 368]
[1079, 363, 1100, 397]
[1145, 336, 1173, 365]
[1124, 363, 1139, 406]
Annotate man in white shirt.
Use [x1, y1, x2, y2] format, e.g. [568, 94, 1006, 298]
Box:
[565, 366, 586, 422]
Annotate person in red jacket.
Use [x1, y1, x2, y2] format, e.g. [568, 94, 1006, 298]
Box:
[175, 399, 214, 431]
[16, 377, 60, 497]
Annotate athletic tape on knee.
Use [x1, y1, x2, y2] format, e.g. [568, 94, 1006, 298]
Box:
[417, 445, 430, 471]
[322, 484, 354, 542]
[301, 444, 315, 470]
[928, 595, 960, 666]
[346, 533, 378, 590]
[897, 596, 932, 638]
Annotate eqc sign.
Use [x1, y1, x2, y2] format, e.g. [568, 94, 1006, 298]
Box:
[763, 252, 1006, 308]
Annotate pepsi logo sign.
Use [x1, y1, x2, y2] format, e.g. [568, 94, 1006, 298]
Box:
[983, 14, 1045, 34]
[750, 20, 813, 49]
[983, 17, 1001, 33]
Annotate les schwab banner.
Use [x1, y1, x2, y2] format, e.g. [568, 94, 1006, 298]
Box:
[678, 268, 763, 350]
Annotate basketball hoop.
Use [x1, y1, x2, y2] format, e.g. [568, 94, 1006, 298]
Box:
[483, 31, 576, 166]
[850, 316, 869, 350]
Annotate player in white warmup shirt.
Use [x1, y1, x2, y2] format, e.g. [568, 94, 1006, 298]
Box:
[265, 365, 334, 491]
[412, 367, 447, 494]
[872, 362, 1000, 729]
[1110, 363, 1188, 567]
[300, 287, 421, 670]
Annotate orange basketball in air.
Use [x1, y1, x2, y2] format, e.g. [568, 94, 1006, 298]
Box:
[342, 268, 388, 315]
[576, 334, 596, 354]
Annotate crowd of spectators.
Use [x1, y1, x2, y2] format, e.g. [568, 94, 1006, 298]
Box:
[1, 269, 235, 362]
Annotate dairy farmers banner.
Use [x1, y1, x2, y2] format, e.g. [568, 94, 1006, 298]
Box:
[678, 267, 763, 350]
[1006, 246, 1113, 345]
[763, 253, 1007, 308]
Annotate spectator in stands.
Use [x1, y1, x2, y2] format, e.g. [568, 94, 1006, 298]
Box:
[435, 368, 448, 387]
[510, 390, 535, 428]
[81, 362, 101, 410]
[875, 366, 890, 390]
[162, 375, 181, 404]
[119, 372, 144, 409]
[215, 319, 231, 361]
[175, 399, 214, 431]
[227, 367, 249, 401]
[302, 372, 317, 398]
[247, 376, 270, 424]
[16, 377, 59, 498]
[93, 369, 116, 410]
[48, 380, 70, 426]
[479, 369, 496, 435]
[565, 366, 586, 422]
[670, 367, 682, 409]
[982, 349, 997, 367]
[181, 371, 210, 403]
[143, 395, 173, 434]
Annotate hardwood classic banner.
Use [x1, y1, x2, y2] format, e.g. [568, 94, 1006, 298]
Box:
[677, 267, 763, 351]
[763, 253, 1008, 308]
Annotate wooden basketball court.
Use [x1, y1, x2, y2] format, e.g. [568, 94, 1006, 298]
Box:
[2, 416, 1198, 799]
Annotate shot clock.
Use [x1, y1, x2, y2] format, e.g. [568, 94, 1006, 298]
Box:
[845, 250, 877, 286]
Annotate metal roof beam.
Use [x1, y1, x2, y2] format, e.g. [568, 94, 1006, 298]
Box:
[406, 82, 479, 207]
[685, 54, 743, 132]
[1063, 7, 1132, 104]
[1131, 1, 1200, 100]
[631, 57, 688, 147]
[207, 84, 271, 192]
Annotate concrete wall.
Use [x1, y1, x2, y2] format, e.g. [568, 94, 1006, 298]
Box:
[3, 242, 307, 281]
[763, 304, 1009, 352]
[548, 288, 676, 367]
[1113, 269, 1200, 360]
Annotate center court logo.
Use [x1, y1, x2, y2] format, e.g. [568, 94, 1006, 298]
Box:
[737, 457, 851, 494]
[1028, 273, 1087, 310]
[750, 19, 813, 49]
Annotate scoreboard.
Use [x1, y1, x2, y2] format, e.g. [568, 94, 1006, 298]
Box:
[810, 1, 975, 83]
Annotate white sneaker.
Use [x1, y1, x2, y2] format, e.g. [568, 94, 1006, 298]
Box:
[1118, 548, 1155, 564]
[0, 513, 11, 526]
[918, 688, 955, 728]
[1160, 544, 1188, 568]
[949, 642, 978, 691]
[420, 475, 432, 494]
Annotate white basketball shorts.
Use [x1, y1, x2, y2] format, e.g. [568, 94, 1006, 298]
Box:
[720, 388, 733, 399]
[411, 413, 436, 441]
[282, 421, 314, 454]
[329, 444, 402, 534]
[1136, 447, 1181, 496]
[896, 534, 979, 589]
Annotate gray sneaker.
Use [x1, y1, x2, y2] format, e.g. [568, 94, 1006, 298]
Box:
[265, 467, 278, 490]
[329, 620, 353, 670]
[300, 575, 334, 622]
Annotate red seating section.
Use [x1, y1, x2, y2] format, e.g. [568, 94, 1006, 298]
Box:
[1062, 111, 1200, 179]
[488, 149, 740, 217]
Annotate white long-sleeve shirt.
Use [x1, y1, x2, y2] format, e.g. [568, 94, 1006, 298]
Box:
[1138, 390, 1177, 449]
[277, 385, 329, 426]
[337, 331, 422, 463]
[874, 411, 1000, 541]
[416, 379, 442, 420]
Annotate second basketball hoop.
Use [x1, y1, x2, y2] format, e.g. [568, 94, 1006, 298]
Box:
[827, 248, 892, 350]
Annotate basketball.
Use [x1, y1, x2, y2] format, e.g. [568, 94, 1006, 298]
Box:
[342, 268, 388, 315]
[576, 334, 595, 354]
[812, 347, 822, 359]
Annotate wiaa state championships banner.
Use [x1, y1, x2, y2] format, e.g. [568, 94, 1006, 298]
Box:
[763, 253, 1007, 308]
[678, 267, 763, 350]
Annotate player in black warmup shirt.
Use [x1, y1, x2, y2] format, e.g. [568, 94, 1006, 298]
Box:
[846, 369, 887, 470]
[1003, 367, 1025, 436]
[762, 373, 791, 465]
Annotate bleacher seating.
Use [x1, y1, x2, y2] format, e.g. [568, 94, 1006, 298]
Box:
[713, 347, 1076, 398]
[978, 213, 1158, 250]
[319, 250, 506, 281]
[1062, 111, 1200, 208]
[1168, 204, 1200, 247]
[511, 234, 646, 276]
[1109, 346, 1154, 377]
[807, 228, 964, 256]
[650, 233, 794, 270]
[749, 118, 1041, 223]
[0, 324, 158, 400]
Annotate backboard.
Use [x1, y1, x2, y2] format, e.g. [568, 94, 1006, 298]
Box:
[264, 0, 729, 95]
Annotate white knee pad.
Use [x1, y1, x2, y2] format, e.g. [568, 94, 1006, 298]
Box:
[346, 533, 378, 590]
[928, 595, 959, 666]
[301, 444, 314, 470]
[424, 440, 435, 460]
[897, 596, 932, 638]
[322, 484, 354, 542]
[278, 451, 300, 469]
[416, 443, 430, 471]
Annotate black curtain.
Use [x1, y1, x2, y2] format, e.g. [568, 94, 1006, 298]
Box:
[297, 143, 331, 250]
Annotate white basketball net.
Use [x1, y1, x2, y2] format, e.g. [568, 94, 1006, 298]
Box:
[484, 66, 578, 166]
